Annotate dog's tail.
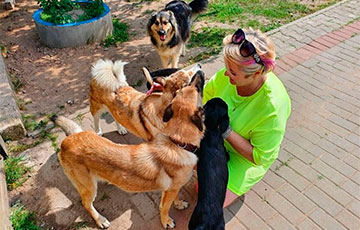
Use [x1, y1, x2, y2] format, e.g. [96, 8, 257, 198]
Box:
[91, 59, 129, 91]
[51, 115, 83, 136]
[189, 0, 208, 14]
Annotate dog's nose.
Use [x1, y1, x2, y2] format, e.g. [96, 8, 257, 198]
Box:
[158, 30, 165, 36]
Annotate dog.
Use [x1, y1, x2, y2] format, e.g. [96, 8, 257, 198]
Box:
[189, 98, 230, 230]
[53, 70, 205, 229]
[89, 58, 201, 140]
[146, 0, 208, 68]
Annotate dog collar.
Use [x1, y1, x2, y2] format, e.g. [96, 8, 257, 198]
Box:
[169, 137, 198, 153]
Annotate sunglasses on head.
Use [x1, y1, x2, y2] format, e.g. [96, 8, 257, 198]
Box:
[231, 29, 264, 66]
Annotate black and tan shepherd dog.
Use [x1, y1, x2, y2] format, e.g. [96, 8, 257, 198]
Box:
[146, 0, 208, 68]
[189, 97, 230, 230]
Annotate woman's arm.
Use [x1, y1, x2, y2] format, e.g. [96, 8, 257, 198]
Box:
[226, 131, 255, 164]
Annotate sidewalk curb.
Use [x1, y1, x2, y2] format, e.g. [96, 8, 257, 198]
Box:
[0, 54, 26, 141]
[266, 0, 351, 36]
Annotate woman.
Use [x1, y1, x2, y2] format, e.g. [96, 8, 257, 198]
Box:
[203, 28, 291, 207]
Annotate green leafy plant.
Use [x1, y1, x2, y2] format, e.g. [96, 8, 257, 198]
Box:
[102, 19, 129, 47]
[187, 27, 232, 64]
[10, 203, 40, 230]
[4, 156, 31, 190]
[38, 0, 105, 25]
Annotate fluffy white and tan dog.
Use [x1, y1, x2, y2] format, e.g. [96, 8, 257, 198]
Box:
[89, 59, 201, 140]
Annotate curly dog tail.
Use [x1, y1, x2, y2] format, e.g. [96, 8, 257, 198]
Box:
[91, 59, 129, 92]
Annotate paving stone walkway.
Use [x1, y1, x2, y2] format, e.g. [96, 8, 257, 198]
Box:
[5, 0, 360, 229]
[214, 0, 360, 229]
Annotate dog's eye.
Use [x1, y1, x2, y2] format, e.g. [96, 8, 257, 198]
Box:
[155, 21, 160, 26]
[163, 21, 168, 25]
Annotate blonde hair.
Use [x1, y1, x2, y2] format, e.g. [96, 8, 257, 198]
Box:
[223, 28, 276, 77]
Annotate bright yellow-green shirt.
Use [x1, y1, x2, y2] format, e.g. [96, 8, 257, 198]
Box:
[203, 68, 291, 195]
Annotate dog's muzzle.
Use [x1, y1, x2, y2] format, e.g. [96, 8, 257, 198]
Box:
[158, 30, 166, 41]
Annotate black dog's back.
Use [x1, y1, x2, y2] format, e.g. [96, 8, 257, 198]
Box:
[189, 98, 229, 230]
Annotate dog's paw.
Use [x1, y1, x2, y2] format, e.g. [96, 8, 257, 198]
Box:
[173, 199, 188, 210]
[116, 124, 128, 135]
[97, 130, 103, 136]
[95, 215, 110, 229]
[161, 216, 175, 229]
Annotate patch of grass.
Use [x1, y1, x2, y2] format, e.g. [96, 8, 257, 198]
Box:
[100, 192, 110, 201]
[188, 27, 232, 52]
[199, 0, 340, 32]
[22, 114, 47, 132]
[13, 114, 59, 153]
[73, 221, 89, 229]
[274, 156, 293, 171]
[131, 79, 143, 88]
[102, 19, 129, 47]
[16, 98, 30, 111]
[142, 9, 155, 16]
[42, 131, 60, 153]
[187, 27, 233, 64]
[10, 203, 40, 230]
[317, 175, 324, 180]
[9, 74, 25, 93]
[1, 43, 8, 57]
[7, 140, 42, 154]
[4, 156, 31, 190]
[188, 51, 214, 65]
[75, 112, 86, 124]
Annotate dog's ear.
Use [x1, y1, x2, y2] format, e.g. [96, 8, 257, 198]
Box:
[146, 12, 158, 35]
[189, 70, 205, 93]
[218, 114, 229, 133]
[218, 99, 229, 133]
[163, 104, 173, 122]
[168, 11, 177, 33]
[191, 109, 204, 132]
[142, 67, 153, 86]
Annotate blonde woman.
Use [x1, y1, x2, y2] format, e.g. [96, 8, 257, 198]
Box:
[203, 28, 291, 207]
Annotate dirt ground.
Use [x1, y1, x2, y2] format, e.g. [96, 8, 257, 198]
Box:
[0, 1, 216, 229]
[0, 0, 213, 118]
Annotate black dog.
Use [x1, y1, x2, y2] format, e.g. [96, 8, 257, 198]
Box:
[146, 0, 208, 68]
[189, 97, 230, 230]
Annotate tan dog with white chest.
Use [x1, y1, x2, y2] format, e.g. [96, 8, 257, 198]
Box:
[89, 59, 201, 140]
[53, 70, 205, 229]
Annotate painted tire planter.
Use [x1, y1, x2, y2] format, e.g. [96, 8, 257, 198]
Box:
[33, 1, 113, 48]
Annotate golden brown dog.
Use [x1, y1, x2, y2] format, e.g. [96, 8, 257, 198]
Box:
[89, 58, 201, 140]
[53, 71, 205, 228]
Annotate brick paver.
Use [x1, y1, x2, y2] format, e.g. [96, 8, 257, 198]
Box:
[198, 0, 360, 229]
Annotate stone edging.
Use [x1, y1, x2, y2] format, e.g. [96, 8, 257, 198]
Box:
[0, 54, 26, 141]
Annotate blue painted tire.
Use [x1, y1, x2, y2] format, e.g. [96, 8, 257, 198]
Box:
[33, 2, 113, 48]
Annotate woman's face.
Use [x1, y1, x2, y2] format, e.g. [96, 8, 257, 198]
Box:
[224, 59, 255, 86]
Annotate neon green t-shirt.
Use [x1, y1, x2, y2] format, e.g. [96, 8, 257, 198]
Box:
[203, 68, 291, 195]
